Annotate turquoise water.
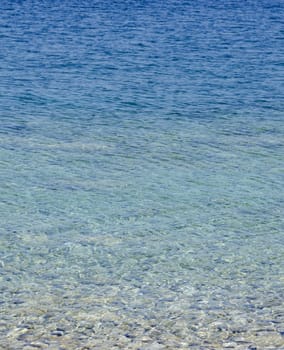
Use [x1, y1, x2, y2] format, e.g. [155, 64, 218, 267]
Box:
[0, 1, 284, 349]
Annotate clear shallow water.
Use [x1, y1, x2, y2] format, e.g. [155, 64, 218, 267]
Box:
[0, 0, 284, 349]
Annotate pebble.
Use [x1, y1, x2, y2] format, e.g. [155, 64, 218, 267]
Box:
[125, 332, 136, 339]
[139, 342, 165, 350]
[140, 335, 152, 342]
[51, 330, 64, 337]
[223, 342, 236, 349]
[7, 327, 28, 338]
[29, 342, 49, 348]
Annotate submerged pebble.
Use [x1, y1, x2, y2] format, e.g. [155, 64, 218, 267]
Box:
[51, 330, 64, 337]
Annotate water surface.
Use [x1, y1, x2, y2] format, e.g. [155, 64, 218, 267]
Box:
[0, 0, 284, 349]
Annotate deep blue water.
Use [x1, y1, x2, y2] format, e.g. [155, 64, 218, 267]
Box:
[0, 1, 284, 349]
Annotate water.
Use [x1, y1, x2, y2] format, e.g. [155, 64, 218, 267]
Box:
[0, 0, 283, 349]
